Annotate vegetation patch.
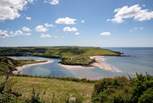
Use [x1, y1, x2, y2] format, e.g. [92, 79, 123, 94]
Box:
[92, 74, 153, 103]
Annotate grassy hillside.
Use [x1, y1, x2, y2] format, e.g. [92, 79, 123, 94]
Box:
[0, 46, 121, 66]
[0, 46, 121, 57]
[1, 74, 153, 103]
[0, 76, 94, 103]
[0, 57, 46, 67]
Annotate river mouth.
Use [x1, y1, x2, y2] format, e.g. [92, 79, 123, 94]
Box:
[10, 47, 153, 80]
[10, 56, 121, 80]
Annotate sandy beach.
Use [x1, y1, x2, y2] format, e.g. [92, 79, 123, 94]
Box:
[90, 56, 112, 71]
[13, 60, 54, 74]
[59, 63, 95, 70]
[91, 56, 121, 72]
[59, 56, 121, 72]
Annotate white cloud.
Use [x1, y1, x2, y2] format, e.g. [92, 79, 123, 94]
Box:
[63, 27, 78, 32]
[35, 25, 48, 33]
[10, 27, 32, 37]
[40, 33, 52, 38]
[14, 30, 23, 36]
[21, 26, 31, 35]
[75, 32, 80, 35]
[0, 0, 29, 21]
[44, 23, 53, 28]
[47, 0, 59, 5]
[0, 26, 32, 38]
[0, 30, 9, 38]
[26, 16, 31, 20]
[111, 4, 153, 23]
[35, 23, 53, 34]
[40, 34, 60, 39]
[100, 32, 111, 36]
[28, 0, 34, 3]
[22, 26, 31, 32]
[55, 17, 77, 25]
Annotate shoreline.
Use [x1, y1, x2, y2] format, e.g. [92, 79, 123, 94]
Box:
[90, 56, 113, 71]
[13, 60, 53, 74]
[59, 56, 121, 72]
[91, 56, 122, 72]
[59, 63, 95, 70]
[13, 56, 121, 74]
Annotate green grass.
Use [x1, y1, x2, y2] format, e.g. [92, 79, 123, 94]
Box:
[35, 47, 121, 65]
[8, 76, 94, 103]
[0, 46, 121, 66]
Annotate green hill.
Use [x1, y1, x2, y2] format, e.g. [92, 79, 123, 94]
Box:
[0, 46, 121, 66]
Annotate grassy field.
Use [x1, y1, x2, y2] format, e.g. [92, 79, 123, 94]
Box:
[1, 74, 153, 103]
[7, 76, 94, 103]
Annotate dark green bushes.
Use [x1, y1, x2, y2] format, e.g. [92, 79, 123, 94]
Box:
[92, 74, 153, 103]
[60, 56, 95, 66]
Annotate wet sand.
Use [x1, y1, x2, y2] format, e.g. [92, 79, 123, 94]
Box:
[13, 60, 53, 74]
[91, 56, 121, 72]
[59, 64, 95, 70]
[59, 56, 121, 72]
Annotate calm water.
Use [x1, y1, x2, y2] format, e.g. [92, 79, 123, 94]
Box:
[105, 47, 153, 75]
[11, 47, 153, 80]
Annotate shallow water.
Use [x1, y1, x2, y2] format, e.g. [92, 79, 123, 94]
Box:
[11, 47, 153, 80]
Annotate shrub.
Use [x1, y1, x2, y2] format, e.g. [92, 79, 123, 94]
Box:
[138, 88, 153, 103]
[92, 74, 153, 103]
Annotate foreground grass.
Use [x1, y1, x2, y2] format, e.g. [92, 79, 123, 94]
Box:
[1, 73, 153, 103]
[8, 76, 94, 103]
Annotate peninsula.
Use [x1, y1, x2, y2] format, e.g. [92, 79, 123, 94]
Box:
[0, 46, 121, 66]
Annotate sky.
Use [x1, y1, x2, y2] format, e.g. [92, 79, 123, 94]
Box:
[0, 0, 153, 47]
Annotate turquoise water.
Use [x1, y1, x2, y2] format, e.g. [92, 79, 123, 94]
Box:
[11, 48, 153, 80]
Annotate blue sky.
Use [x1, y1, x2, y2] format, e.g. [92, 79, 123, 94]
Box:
[0, 0, 153, 47]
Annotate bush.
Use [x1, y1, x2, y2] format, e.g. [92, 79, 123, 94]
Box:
[92, 74, 153, 103]
[138, 88, 153, 103]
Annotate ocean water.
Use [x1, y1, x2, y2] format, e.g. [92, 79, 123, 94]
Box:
[105, 47, 153, 75]
[11, 47, 153, 80]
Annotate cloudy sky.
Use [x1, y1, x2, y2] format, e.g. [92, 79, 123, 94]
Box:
[0, 0, 153, 47]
